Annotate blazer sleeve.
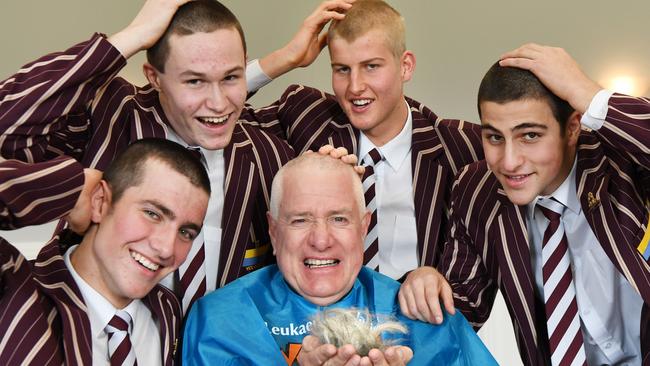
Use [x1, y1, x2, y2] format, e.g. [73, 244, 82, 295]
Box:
[0, 238, 65, 365]
[0, 156, 83, 229]
[240, 84, 339, 147]
[438, 172, 498, 329]
[0, 33, 126, 162]
[597, 93, 650, 170]
[239, 84, 303, 140]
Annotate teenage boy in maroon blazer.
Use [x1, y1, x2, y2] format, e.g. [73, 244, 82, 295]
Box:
[243, 0, 482, 325]
[0, 139, 210, 365]
[438, 45, 650, 365]
[0, 0, 360, 314]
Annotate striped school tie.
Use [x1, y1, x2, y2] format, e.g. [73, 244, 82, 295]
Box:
[537, 198, 586, 366]
[105, 310, 138, 366]
[361, 148, 383, 271]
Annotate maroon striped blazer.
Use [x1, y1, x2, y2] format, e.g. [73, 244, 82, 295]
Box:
[0, 34, 294, 287]
[439, 94, 650, 365]
[240, 84, 483, 267]
[0, 157, 84, 229]
[0, 235, 182, 365]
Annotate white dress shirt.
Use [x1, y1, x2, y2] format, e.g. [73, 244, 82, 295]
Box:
[65, 246, 162, 366]
[526, 90, 643, 365]
[358, 100, 418, 280]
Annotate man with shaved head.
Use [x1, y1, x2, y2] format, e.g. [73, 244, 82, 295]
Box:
[182, 153, 496, 365]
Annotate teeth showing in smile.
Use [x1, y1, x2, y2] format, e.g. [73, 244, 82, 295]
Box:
[352, 99, 372, 106]
[506, 174, 530, 180]
[198, 115, 229, 125]
[130, 250, 160, 272]
[304, 259, 339, 268]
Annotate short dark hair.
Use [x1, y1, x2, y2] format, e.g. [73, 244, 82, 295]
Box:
[146, 0, 246, 72]
[103, 138, 211, 203]
[477, 62, 574, 131]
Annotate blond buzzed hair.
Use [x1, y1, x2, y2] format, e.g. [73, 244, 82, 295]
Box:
[327, 0, 406, 58]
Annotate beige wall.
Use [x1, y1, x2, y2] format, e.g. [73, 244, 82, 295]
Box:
[1, 2, 649, 365]
[2, 1, 649, 122]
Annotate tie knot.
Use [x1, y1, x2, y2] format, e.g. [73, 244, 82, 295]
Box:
[106, 310, 132, 334]
[186, 146, 204, 162]
[537, 197, 564, 222]
[363, 148, 383, 167]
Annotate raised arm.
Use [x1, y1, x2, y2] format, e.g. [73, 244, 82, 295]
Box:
[0, 35, 126, 162]
[107, 0, 192, 59]
[257, 0, 355, 80]
[499, 43, 601, 114]
[0, 157, 84, 229]
[0, 0, 192, 163]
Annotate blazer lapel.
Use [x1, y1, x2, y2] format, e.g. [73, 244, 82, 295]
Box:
[33, 234, 92, 366]
[410, 104, 446, 266]
[576, 135, 650, 303]
[324, 112, 359, 154]
[492, 192, 544, 362]
[218, 124, 259, 287]
[143, 288, 181, 366]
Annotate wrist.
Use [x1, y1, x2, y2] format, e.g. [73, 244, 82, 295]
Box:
[570, 80, 602, 114]
[259, 47, 300, 80]
[107, 28, 145, 60]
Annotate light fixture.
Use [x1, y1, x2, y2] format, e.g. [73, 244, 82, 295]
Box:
[601, 74, 648, 97]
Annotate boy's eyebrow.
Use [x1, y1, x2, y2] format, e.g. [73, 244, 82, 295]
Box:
[511, 122, 548, 132]
[145, 199, 202, 231]
[145, 200, 175, 220]
[481, 122, 548, 133]
[179, 65, 244, 78]
[331, 57, 385, 68]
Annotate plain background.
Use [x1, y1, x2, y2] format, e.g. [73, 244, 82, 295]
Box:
[2, 1, 649, 364]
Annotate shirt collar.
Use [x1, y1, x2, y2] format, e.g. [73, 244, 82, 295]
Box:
[527, 157, 580, 216]
[358, 99, 412, 172]
[165, 128, 223, 169]
[65, 245, 143, 338]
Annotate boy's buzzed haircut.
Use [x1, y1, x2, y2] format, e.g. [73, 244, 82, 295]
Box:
[327, 0, 406, 58]
[103, 138, 211, 204]
[146, 0, 246, 72]
[478, 62, 574, 131]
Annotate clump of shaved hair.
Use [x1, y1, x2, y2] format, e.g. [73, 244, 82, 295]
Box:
[327, 0, 406, 58]
[310, 308, 408, 356]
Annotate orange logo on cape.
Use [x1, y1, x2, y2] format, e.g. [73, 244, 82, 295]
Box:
[281, 343, 302, 365]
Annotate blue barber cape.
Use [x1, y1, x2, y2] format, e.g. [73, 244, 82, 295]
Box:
[183, 265, 497, 365]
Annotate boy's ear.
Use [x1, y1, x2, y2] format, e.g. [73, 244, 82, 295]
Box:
[143, 63, 161, 90]
[90, 180, 113, 223]
[565, 111, 582, 146]
[400, 51, 416, 82]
